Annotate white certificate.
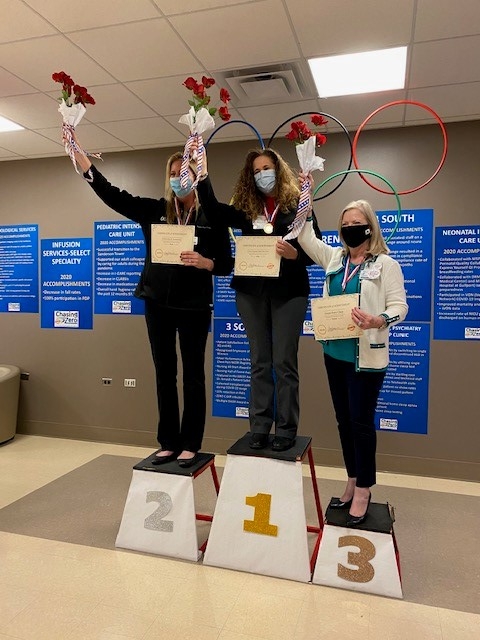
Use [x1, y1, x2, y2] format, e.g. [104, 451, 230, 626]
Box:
[311, 293, 363, 340]
[234, 236, 280, 277]
[151, 224, 195, 265]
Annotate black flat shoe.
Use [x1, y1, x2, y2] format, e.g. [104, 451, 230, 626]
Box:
[271, 436, 295, 452]
[346, 493, 371, 527]
[151, 452, 177, 465]
[330, 497, 353, 509]
[177, 453, 200, 468]
[249, 433, 268, 449]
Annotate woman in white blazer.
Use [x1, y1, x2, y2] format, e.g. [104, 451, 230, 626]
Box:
[299, 199, 408, 526]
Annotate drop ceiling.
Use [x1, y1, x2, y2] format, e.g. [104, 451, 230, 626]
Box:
[0, 0, 478, 161]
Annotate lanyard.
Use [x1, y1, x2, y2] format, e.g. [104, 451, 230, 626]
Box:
[263, 202, 280, 225]
[174, 198, 195, 226]
[341, 255, 364, 291]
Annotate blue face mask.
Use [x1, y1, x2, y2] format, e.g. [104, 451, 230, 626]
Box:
[170, 176, 193, 198]
[254, 169, 276, 195]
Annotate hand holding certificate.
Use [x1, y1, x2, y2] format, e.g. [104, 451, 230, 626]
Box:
[234, 236, 280, 277]
[151, 224, 195, 264]
[311, 293, 363, 340]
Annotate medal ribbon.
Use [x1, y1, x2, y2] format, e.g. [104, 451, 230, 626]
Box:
[341, 255, 364, 291]
[263, 203, 280, 226]
[174, 199, 195, 226]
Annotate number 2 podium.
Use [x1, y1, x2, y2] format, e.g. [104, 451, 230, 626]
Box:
[115, 452, 220, 561]
[203, 433, 323, 582]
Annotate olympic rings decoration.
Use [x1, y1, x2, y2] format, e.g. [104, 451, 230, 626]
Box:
[205, 119, 265, 149]
[352, 100, 448, 195]
[314, 169, 402, 243]
[267, 111, 353, 200]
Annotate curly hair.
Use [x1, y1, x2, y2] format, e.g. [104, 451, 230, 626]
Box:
[164, 151, 198, 224]
[231, 148, 300, 220]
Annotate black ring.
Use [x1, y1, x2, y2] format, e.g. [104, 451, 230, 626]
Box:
[267, 111, 353, 200]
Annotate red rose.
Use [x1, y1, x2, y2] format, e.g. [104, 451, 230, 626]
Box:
[194, 84, 206, 99]
[219, 106, 231, 121]
[220, 88, 230, 103]
[183, 77, 198, 91]
[285, 129, 299, 141]
[311, 114, 328, 127]
[202, 76, 215, 88]
[315, 133, 327, 146]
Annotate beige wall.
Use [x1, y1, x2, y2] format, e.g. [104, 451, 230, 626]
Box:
[1, 120, 479, 481]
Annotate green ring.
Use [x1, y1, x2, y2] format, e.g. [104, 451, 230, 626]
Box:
[314, 169, 402, 243]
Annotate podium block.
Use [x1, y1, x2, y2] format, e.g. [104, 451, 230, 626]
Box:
[203, 434, 323, 583]
[312, 500, 402, 598]
[116, 452, 219, 562]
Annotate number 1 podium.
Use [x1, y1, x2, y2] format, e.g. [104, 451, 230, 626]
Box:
[203, 433, 323, 583]
[116, 452, 220, 561]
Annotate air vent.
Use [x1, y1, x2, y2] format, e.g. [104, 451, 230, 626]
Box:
[221, 63, 315, 106]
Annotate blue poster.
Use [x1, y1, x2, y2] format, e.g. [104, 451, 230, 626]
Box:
[378, 209, 433, 322]
[212, 318, 250, 419]
[376, 323, 430, 434]
[213, 233, 237, 318]
[41, 238, 93, 329]
[94, 221, 145, 315]
[0, 224, 39, 313]
[434, 225, 480, 340]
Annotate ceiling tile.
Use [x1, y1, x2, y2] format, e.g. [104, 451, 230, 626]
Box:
[24, 0, 161, 31]
[0, 130, 63, 155]
[71, 85, 158, 123]
[69, 20, 203, 82]
[285, 0, 415, 57]
[415, 0, 480, 40]
[408, 83, 480, 121]
[37, 124, 130, 152]
[170, 0, 300, 69]
[0, 94, 60, 128]
[0, 68, 38, 98]
[319, 91, 408, 132]
[236, 100, 320, 140]
[153, 0, 253, 13]
[100, 118, 186, 147]
[126, 76, 203, 117]
[0, 36, 115, 92]
[409, 36, 480, 87]
[0, 0, 56, 42]
[0, 146, 21, 159]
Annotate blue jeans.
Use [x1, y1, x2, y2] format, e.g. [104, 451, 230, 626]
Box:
[324, 353, 386, 488]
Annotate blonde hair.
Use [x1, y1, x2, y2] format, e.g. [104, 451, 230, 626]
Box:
[338, 199, 389, 255]
[164, 152, 198, 224]
[231, 148, 300, 220]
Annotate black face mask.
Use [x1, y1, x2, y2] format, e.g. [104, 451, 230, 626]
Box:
[341, 224, 371, 248]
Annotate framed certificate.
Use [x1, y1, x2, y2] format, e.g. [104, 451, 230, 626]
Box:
[151, 224, 195, 264]
[311, 293, 363, 340]
[234, 236, 280, 277]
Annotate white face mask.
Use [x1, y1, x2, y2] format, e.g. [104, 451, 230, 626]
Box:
[254, 169, 276, 195]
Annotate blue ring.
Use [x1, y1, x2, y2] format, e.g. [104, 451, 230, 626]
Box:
[205, 119, 265, 149]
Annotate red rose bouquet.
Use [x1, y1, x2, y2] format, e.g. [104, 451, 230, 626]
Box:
[283, 115, 327, 240]
[178, 76, 231, 189]
[52, 71, 99, 171]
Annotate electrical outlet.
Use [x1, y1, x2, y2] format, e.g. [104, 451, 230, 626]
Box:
[124, 378, 136, 388]
[102, 377, 112, 385]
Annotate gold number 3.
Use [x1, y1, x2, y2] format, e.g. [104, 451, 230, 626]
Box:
[337, 535, 376, 583]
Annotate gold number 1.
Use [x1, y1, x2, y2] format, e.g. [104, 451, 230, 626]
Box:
[243, 492, 279, 537]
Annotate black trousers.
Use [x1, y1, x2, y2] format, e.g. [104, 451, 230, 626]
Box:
[324, 353, 386, 488]
[236, 291, 308, 440]
[145, 300, 211, 452]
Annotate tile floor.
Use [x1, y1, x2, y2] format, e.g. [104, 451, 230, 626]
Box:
[0, 435, 479, 640]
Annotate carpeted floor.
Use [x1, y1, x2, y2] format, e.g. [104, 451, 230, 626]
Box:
[0, 454, 477, 614]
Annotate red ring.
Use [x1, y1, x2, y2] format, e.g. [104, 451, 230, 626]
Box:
[352, 100, 448, 195]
